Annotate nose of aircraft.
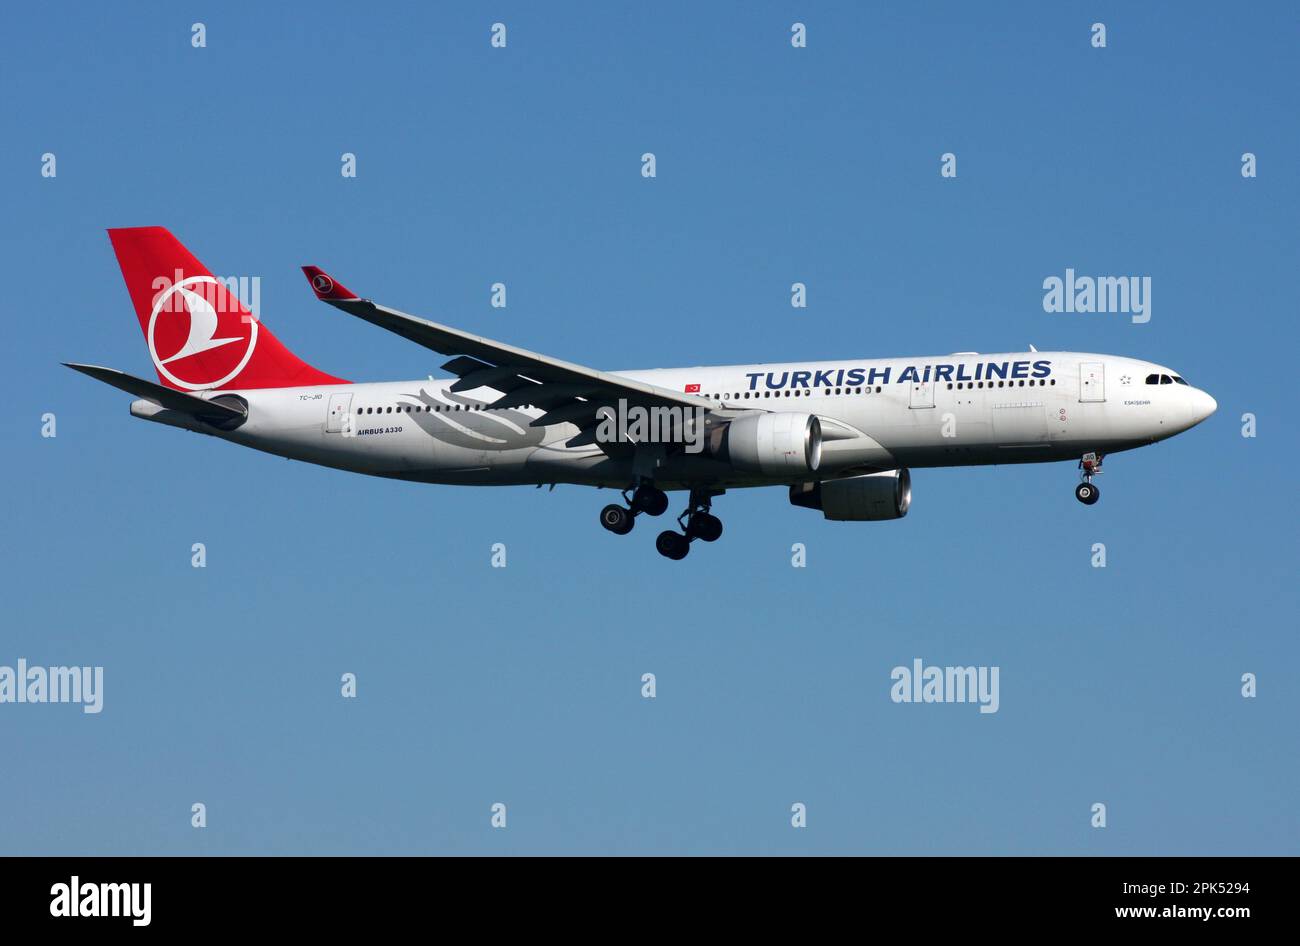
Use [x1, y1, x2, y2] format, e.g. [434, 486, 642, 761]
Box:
[1191, 388, 1217, 425]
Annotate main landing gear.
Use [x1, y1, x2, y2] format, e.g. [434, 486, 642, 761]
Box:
[655, 489, 723, 561]
[598, 484, 723, 560]
[1075, 452, 1103, 505]
[598, 483, 669, 536]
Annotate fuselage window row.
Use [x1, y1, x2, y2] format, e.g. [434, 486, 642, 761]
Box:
[358, 404, 514, 414]
[352, 376, 1063, 418]
[714, 386, 886, 401]
[947, 379, 1056, 390]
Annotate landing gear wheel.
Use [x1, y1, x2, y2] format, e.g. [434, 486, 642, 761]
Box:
[1075, 483, 1100, 505]
[686, 513, 723, 542]
[600, 504, 635, 534]
[655, 530, 690, 560]
[632, 485, 669, 517]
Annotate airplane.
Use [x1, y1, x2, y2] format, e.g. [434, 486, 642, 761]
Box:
[68, 227, 1217, 560]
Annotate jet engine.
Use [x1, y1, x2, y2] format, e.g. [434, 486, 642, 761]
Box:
[712, 412, 821, 475]
[789, 469, 911, 521]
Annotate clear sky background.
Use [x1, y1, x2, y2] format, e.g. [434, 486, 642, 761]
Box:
[1, 1, 1296, 854]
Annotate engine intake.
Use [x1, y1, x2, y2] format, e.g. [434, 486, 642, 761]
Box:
[790, 469, 911, 521]
[714, 412, 821, 476]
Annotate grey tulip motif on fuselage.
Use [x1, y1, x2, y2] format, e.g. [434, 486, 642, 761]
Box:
[400, 388, 548, 451]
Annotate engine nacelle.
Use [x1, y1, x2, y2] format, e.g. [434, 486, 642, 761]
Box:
[789, 469, 911, 521]
[714, 412, 821, 476]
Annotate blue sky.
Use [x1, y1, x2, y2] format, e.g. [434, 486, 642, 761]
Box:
[1, 1, 1296, 854]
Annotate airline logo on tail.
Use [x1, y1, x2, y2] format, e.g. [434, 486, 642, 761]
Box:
[108, 227, 347, 391]
[148, 275, 259, 390]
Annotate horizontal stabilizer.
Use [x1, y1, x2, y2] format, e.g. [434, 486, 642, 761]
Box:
[64, 363, 247, 426]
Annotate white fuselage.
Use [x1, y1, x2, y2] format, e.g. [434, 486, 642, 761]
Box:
[133, 351, 1216, 491]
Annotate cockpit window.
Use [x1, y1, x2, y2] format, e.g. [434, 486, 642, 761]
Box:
[1159, 375, 1172, 384]
[1172, 375, 1188, 385]
[1145, 374, 1160, 384]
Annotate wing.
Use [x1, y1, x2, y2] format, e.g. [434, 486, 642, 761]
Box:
[301, 266, 717, 447]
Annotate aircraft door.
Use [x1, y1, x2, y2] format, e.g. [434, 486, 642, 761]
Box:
[1079, 362, 1105, 402]
[326, 392, 354, 433]
[909, 379, 935, 409]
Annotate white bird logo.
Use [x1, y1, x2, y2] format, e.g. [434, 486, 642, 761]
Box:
[147, 275, 259, 390]
[159, 285, 243, 364]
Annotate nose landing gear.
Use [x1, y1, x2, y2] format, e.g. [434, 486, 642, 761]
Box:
[1075, 452, 1103, 505]
[598, 482, 669, 535]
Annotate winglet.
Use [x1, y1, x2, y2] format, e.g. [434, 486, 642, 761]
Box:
[301, 266, 358, 302]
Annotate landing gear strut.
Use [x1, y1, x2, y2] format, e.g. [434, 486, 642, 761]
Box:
[598, 481, 669, 535]
[1075, 452, 1103, 505]
[655, 488, 724, 560]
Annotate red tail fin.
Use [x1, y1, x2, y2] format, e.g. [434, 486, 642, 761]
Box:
[108, 227, 347, 391]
